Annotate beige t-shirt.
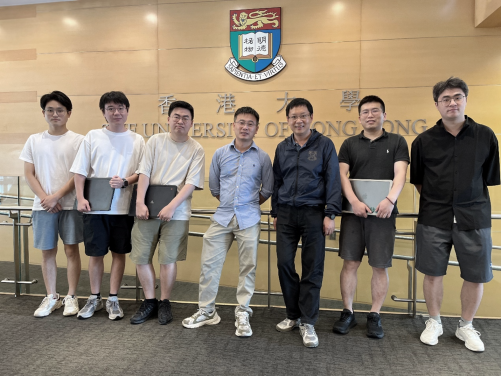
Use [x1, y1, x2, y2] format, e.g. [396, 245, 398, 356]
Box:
[138, 133, 205, 220]
[19, 130, 84, 211]
[70, 128, 145, 215]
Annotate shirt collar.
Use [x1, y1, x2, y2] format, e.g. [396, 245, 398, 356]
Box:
[358, 128, 388, 140]
[230, 139, 258, 152]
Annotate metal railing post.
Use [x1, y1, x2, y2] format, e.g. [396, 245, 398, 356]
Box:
[412, 220, 418, 318]
[10, 211, 21, 297]
[267, 214, 271, 309]
[23, 225, 30, 294]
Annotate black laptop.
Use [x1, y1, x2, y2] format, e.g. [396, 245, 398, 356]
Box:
[73, 178, 115, 211]
[128, 185, 178, 218]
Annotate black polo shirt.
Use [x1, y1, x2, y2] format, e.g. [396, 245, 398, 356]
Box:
[338, 129, 410, 213]
[410, 116, 500, 231]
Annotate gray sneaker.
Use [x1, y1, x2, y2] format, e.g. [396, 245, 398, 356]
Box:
[299, 323, 319, 348]
[77, 296, 103, 320]
[182, 309, 221, 328]
[276, 317, 301, 332]
[106, 296, 124, 321]
[235, 311, 252, 337]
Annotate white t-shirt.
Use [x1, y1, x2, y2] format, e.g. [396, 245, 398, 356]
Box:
[19, 130, 84, 211]
[70, 128, 145, 215]
[138, 133, 205, 220]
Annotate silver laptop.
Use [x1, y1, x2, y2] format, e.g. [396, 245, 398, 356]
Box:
[342, 179, 393, 216]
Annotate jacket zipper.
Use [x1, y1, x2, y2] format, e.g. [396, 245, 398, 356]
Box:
[293, 151, 300, 206]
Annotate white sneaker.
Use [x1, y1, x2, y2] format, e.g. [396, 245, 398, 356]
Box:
[34, 294, 62, 317]
[420, 318, 443, 345]
[106, 296, 124, 321]
[276, 317, 301, 332]
[62, 295, 79, 316]
[299, 323, 319, 348]
[77, 295, 103, 320]
[235, 311, 252, 337]
[182, 309, 221, 328]
[456, 323, 485, 352]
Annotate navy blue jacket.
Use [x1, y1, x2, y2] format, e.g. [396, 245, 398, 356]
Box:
[271, 129, 342, 218]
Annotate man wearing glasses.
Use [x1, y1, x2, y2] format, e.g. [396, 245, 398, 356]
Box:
[183, 107, 272, 337]
[333, 95, 409, 339]
[71, 91, 145, 320]
[130, 101, 205, 325]
[411, 77, 499, 352]
[20, 91, 84, 317]
[271, 98, 342, 348]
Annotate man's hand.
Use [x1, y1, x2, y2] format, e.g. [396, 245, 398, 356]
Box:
[375, 198, 393, 219]
[40, 194, 60, 212]
[158, 203, 175, 222]
[323, 217, 335, 236]
[136, 202, 149, 220]
[351, 200, 371, 218]
[273, 217, 277, 230]
[48, 203, 63, 213]
[77, 198, 91, 212]
[109, 175, 124, 189]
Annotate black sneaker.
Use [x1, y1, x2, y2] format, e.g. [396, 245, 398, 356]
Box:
[158, 299, 173, 325]
[130, 299, 158, 325]
[366, 312, 384, 339]
[333, 308, 357, 334]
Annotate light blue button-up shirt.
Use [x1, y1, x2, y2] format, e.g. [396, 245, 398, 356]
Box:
[210, 140, 274, 230]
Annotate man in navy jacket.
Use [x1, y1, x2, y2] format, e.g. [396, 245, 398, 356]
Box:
[271, 98, 342, 348]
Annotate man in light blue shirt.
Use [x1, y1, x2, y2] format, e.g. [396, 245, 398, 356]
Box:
[182, 107, 273, 337]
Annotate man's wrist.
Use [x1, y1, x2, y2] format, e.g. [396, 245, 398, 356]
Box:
[325, 214, 335, 220]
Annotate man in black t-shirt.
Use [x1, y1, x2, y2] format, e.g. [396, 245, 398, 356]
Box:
[411, 77, 500, 352]
[334, 95, 409, 339]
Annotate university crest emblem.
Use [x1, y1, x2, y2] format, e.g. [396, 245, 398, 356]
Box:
[224, 7, 287, 81]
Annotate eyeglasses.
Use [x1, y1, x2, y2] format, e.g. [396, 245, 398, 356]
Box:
[105, 106, 127, 113]
[437, 94, 465, 106]
[360, 108, 382, 116]
[44, 108, 67, 115]
[235, 120, 256, 127]
[171, 114, 192, 123]
[288, 114, 310, 122]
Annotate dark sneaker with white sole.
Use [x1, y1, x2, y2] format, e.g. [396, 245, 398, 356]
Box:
[333, 309, 357, 334]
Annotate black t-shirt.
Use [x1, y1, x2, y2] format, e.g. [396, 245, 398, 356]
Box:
[338, 129, 410, 213]
[410, 116, 500, 231]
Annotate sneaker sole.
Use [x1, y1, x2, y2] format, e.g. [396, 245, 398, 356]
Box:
[367, 331, 384, 339]
[455, 328, 485, 352]
[333, 321, 357, 334]
[77, 304, 103, 320]
[158, 316, 173, 325]
[303, 341, 319, 348]
[420, 329, 443, 346]
[34, 301, 63, 318]
[108, 314, 124, 321]
[63, 310, 78, 317]
[182, 314, 221, 328]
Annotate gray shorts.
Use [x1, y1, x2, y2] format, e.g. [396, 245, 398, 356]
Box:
[338, 213, 396, 268]
[415, 224, 493, 283]
[130, 218, 189, 265]
[32, 210, 84, 250]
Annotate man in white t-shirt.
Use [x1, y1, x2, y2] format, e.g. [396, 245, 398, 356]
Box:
[129, 101, 205, 325]
[71, 91, 145, 321]
[20, 91, 84, 318]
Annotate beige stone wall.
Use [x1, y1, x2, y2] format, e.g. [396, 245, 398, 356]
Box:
[0, 0, 500, 316]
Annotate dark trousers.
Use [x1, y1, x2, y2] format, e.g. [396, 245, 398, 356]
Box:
[276, 205, 325, 325]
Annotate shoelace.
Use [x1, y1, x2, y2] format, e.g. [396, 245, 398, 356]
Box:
[62, 296, 74, 305]
[236, 313, 249, 326]
[109, 300, 120, 312]
[426, 319, 440, 330]
[303, 324, 316, 336]
[462, 325, 481, 338]
[368, 315, 381, 326]
[339, 311, 352, 322]
[38, 297, 50, 308]
[194, 309, 209, 319]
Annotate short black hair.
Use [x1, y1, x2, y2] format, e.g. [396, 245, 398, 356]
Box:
[40, 91, 72, 112]
[358, 95, 385, 114]
[168, 100, 194, 119]
[234, 106, 259, 124]
[99, 91, 130, 112]
[432, 77, 469, 102]
[286, 98, 313, 117]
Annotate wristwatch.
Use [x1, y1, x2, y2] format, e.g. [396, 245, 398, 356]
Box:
[326, 214, 335, 220]
[122, 179, 129, 188]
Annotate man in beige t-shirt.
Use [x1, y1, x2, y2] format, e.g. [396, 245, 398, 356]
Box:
[129, 101, 205, 325]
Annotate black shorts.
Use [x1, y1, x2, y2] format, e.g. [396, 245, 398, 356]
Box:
[83, 214, 134, 257]
[338, 213, 396, 268]
[415, 224, 493, 283]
